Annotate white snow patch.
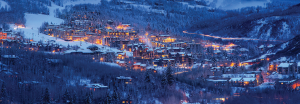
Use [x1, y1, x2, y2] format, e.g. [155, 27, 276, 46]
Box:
[155, 99, 163, 104]
[204, 0, 270, 10]
[249, 19, 266, 38]
[260, 27, 272, 40]
[100, 62, 121, 68]
[180, 2, 206, 9]
[280, 22, 291, 40]
[280, 42, 289, 50]
[185, 92, 190, 98]
[258, 53, 274, 59]
[0, 0, 10, 10]
[63, 0, 101, 6]
[275, 57, 287, 62]
[255, 82, 275, 89]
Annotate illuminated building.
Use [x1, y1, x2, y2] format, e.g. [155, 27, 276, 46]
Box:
[0, 32, 7, 40]
[116, 76, 132, 84]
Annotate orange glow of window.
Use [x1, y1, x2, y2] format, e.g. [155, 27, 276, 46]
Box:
[291, 82, 300, 89]
[230, 63, 235, 67]
[105, 26, 112, 29]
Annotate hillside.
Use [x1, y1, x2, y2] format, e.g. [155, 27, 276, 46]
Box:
[188, 2, 300, 41]
[267, 34, 300, 58]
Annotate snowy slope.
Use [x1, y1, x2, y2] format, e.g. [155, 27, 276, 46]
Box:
[49, 0, 101, 16]
[0, 0, 10, 9]
[63, 0, 101, 6]
[267, 35, 300, 58]
[11, 0, 133, 57]
[204, 0, 270, 10]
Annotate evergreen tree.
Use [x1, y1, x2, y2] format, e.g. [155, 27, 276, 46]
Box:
[1, 82, 7, 99]
[112, 90, 119, 102]
[42, 88, 50, 104]
[259, 74, 264, 85]
[72, 93, 77, 104]
[166, 65, 174, 85]
[144, 71, 151, 83]
[127, 93, 131, 104]
[161, 74, 167, 87]
[146, 23, 151, 31]
[105, 91, 111, 104]
[84, 93, 92, 104]
[63, 89, 71, 103]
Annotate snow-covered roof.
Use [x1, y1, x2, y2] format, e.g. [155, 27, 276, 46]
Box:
[258, 45, 264, 48]
[163, 59, 175, 60]
[229, 78, 241, 81]
[278, 63, 293, 68]
[207, 79, 227, 82]
[159, 35, 170, 37]
[178, 52, 185, 54]
[267, 44, 274, 48]
[211, 67, 221, 69]
[80, 49, 94, 53]
[277, 57, 287, 62]
[85, 83, 108, 88]
[19, 81, 40, 84]
[99, 62, 121, 68]
[47, 59, 63, 63]
[242, 78, 256, 81]
[278, 79, 297, 84]
[214, 50, 222, 53]
[239, 48, 249, 52]
[298, 62, 300, 66]
[119, 61, 125, 63]
[222, 74, 255, 78]
[133, 62, 141, 65]
[229, 78, 256, 82]
[1, 55, 18, 58]
[140, 64, 146, 67]
[116, 76, 132, 80]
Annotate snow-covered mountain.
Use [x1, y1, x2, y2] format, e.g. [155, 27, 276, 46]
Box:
[189, 2, 300, 41]
[267, 34, 300, 58]
[247, 16, 295, 40]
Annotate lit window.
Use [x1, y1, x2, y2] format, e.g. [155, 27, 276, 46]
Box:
[123, 101, 125, 103]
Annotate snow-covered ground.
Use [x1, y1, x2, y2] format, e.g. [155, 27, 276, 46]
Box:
[0, 0, 10, 9]
[180, 2, 206, 9]
[204, 0, 270, 10]
[99, 62, 121, 68]
[10, 0, 133, 57]
[63, 0, 101, 6]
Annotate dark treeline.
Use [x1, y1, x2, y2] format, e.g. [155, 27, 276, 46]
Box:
[0, 0, 52, 25]
[225, 89, 300, 104]
[0, 46, 184, 103]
